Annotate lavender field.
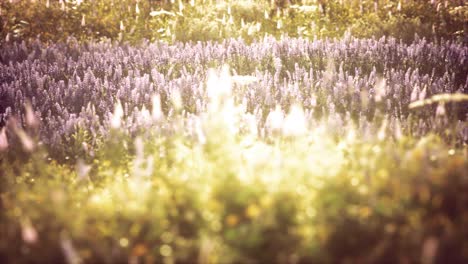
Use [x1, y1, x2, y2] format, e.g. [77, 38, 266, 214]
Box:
[1, 1, 468, 263]
[1, 37, 467, 152]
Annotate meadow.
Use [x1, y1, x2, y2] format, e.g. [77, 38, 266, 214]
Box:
[0, 0, 467, 263]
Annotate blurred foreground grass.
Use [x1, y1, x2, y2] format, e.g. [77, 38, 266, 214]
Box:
[1, 68, 467, 263]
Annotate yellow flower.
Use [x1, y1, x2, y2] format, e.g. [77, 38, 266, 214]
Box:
[225, 214, 239, 227]
[245, 204, 261, 219]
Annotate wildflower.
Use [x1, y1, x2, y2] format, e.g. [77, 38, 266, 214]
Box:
[419, 86, 427, 101]
[436, 102, 446, 117]
[374, 78, 386, 102]
[360, 90, 369, 108]
[119, 238, 129, 248]
[394, 119, 403, 139]
[111, 100, 124, 129]
[206, 65, 232, 111]
[160, 244, 173, 257]
[277, 19, 283, 29]
[421, 237, 439, 264]
[11, 119, 36, 152]
[0, 127, 8, 152]
[25, 101, 39, 129]
[245, 204, 261, 219]
[410, 86, 420, 102]
[377, 119, 388, 141]
[138, 106, 151, 126]
[266, 105, 284, 136]
[21, 219, 38, 244]
[178, 0, 184, 12]
[135, 136, 144, 162]
[61, 232, 82, 264]
[171, 89, 183, 111]
[282, 104, 307, 137]
[16, 128, 35, 152]
[242, 113, 258, 137]
[135, 3, 140, 15]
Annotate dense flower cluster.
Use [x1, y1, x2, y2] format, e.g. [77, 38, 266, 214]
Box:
[0, 36, 466, 153]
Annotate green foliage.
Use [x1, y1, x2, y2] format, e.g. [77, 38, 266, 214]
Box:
[1, 0, 465, 44]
